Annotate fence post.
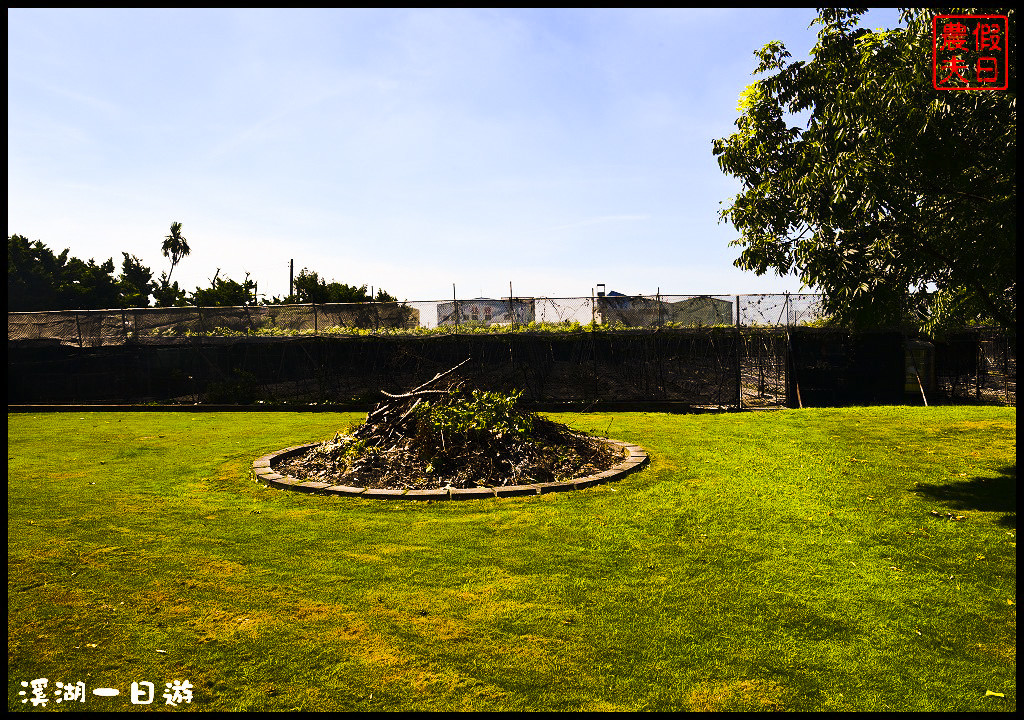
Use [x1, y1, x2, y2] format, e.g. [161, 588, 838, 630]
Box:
[75, 312, 83, 347]
[976, 333, 983, 400]
[735, 324, 743, 410]
[453, 284, 459, 334]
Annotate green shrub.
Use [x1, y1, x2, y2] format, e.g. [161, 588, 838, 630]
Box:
[415, 389, 534, 439]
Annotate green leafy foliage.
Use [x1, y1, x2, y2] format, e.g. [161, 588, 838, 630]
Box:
[10, 227, 394, 312]
[188, 269, 258, 307]
[141, 319, 735, 339]
[152, 273, 188, 307]
[416, 389, 535, 439]
[8, 234, 121, 310]
[117, 252, 155, 308]
[713, 9, 1016, 333]
[267, 268, 398, 305]
[160, 221, 191, 286]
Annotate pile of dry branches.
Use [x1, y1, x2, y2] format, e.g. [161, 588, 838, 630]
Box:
[276, 359, 622, 490]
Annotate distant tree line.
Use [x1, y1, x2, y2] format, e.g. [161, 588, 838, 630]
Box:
[8, 224, 398, 312]
[266, 268, 397, 305]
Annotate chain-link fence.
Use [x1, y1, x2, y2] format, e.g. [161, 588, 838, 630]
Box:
[8, 294, 1013, 409]
[932, 328, 1016, 406]
[7, 302, 419, 346]
[8, 293, 829, 347]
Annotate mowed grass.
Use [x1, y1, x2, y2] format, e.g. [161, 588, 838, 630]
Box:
[7, 407, 1015, 712]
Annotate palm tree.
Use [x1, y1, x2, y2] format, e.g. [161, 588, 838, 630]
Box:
[161, 221, 191, 285]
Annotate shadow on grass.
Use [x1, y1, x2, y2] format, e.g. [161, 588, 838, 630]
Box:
[915, 464, 1016, 528]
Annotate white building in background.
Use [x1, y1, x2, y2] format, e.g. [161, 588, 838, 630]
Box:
[437, 298, 536, 326]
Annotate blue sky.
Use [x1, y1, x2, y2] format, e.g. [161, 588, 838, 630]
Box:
[8, 8, 906, 303]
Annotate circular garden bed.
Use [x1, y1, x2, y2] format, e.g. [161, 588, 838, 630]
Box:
[251, 361, 648, 500]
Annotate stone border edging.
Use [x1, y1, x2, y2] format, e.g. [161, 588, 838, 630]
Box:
[251, 439, 648, 500]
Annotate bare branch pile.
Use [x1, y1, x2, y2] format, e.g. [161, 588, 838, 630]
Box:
[276, 359, 622, 490]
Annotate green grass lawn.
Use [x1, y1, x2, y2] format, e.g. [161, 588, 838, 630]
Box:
[7, 407, 1016, 711]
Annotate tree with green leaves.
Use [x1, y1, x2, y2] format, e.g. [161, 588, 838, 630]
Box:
[8, 234, 67, 311]
[62, 255, 122, 309]
[117, 253, 155, 308]
[7, 234, 121, 310]
[153, 221, 192, 307]
[713, 8, 1015, 332]
[160, 221, 190, 286]
[269, 268, 397, 304]
[152, 276, 187, 307]
[189, 269, 258, 307]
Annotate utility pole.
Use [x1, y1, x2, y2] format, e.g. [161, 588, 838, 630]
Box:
[453, 283, 459, 333]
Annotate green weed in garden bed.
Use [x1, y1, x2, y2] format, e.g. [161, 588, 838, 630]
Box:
[7, 407, 1015, 711]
